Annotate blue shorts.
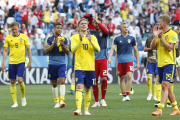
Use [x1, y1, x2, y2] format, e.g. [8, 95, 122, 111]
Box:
[158, 64, 176, 84]
[72, 64, 74, 74]
[9, 62, 25, 79]
[147, 62, 156, 74]
[75, 70, 96, 87]
[48, 64, 67, 80]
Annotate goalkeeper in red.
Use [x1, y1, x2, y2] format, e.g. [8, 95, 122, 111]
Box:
[90, 14, 109, 107]
[71, 18, 100, 115]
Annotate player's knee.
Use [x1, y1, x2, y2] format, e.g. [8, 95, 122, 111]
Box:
[10, 79, 16, 84]
[162, 84, 168, 91]
[126, 75, 132, 81]
[76, 84, 83, 89]
[52, 83, 57, 88]
[18, 77, 23, 83]
[100, 77, 107, 81]
[85, 86, 90, 92]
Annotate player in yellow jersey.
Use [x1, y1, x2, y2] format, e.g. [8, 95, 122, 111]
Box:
[71, 18, 100, 115]
[151, 14, 180, 116]
[1, 22, 32, 108]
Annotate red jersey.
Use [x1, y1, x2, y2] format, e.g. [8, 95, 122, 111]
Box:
[27, 0, 36, 8]
[107, 23, 115, 33]
[34, 10, 42, 25]
[175, 10, 180, 21]
[21, 8, 29, 20]
[21, 28, 28, 35]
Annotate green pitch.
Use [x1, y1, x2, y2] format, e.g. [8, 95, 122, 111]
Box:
[1, 84, 180, 120]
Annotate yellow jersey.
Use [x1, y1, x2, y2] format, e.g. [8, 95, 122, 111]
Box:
[4, 33, 30, 64]
[54, 12, 59, 22]
[71, 34, 99, 71]
[156, 29, 177, 67]
[44, 11, 51, 23]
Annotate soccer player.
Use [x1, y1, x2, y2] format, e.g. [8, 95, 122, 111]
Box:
[108, 22, 139, 101]
[1, 22, 32, 107]
[67, 53, 75, 95]
[90, 15, 109, 107]
[45, 23, 69, 108]
[144, 35, 159, 101]
[151, 14, 180, 116]
[71, 18, 100, 115]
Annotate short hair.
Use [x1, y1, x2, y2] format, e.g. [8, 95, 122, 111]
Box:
[78, 18, 89, 26]
[158, 14, 171, 24]
[10, 22, 19, 28]
[54, 23, 62, 28]
[120, 22, 128, 27]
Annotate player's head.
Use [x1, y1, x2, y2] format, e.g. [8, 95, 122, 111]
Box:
[78, 18, 89, 32]
[10, 22, 20, 36]
[94, 18, 102, 31]
[120, 22, 128, 33]
[158, 14, 170, 29]
[54, 23, 63, 35]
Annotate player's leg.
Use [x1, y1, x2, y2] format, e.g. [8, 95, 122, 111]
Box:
[152, 63, 158, 101]
[155, 75, 161, 107]
[100, 59, 108, 107]
[125, 62, 134, 101]
[83, 71, 96, 115]
[17, 63, 26, 106]
[67, 65, 75, 95]
[58, 64, 67, 108]
[48, 64, 59, 108]
[92, 60, 100, 107]
[9, 64, 18, 107]
[167, 83, 173, 107]
[74, 70, 84, 115]
[146, 62, 153, 100]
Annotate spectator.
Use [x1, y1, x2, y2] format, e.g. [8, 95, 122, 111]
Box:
[53, 7, 59, 23]
[21, 24, 28, 35]
[6, 28, 12, 36]
[71, 0, 79, 11]
[27, 20, 33, 34]
[65, 15, 71, 25]
[133, 4, 139, 17]
[20, 5, 29, 28]
[34, 33, 44, 56]
[112, 11, 122, 27]
[62, 29, 70, 40]
[137, 0, 142, 14]
[71, 8, 77, 19]
[154, 8, 159, 23]
[121, 0, 127, 11]
[79, 0, 87, 16]
[0, 38, 3, 55]
[56, 14, 62, 24]
[129, 11, 134, 22]
[63, 0, 69, 13]
[120, 7, 128, 21]
[29, 12, 39, 28]
[107, 18, 115, 37]
[43, 6, 51, 29]
[174, 5, 180, 25]
[129, 22, 140, 38]
[42, 0, 51, 11]
[96, 5, 101, 14]
[73, 14, 80, 26]
[0, 29, 5, 43]
[0, 6, 5, 20]
[113, 0, 121, 12]
[34, 6, 43, 28]
[124, 14, 131, 25]
[106, 5, 115, 18]
[144, 20, 152, 38]
[113, 25, 121, 36]
[7, 5, 15, 26]
[140, 55, 147, 67]
[89, 4, 96, 17]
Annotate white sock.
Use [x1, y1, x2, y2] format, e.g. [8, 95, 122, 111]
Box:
[60, 85, 65, 95]
[52, 87, 58, 97]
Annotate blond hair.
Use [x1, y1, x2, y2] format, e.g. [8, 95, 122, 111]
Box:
[158, 14, 171, 24]
[10, 22, 20, 28]
[120, 22, 128, 27]
[78, 18, 89, 26]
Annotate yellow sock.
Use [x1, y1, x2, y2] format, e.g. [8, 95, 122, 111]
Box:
[147, 74, 152, 94]
[19, 82, 25, 98]
[60, 95, 65, 102]
[153, 79, 157, 97]
[76, 89, 82, 110]
[54, 96, 59, 104]
[158, 103, 164, 112]
[84, 90, 91, 111]
[71, 84, 75, 91]
[156, 83, 161, 102]
[10, 84, 17, 104]
[172, 101, 179, 110]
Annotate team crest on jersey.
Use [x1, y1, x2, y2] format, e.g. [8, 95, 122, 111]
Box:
[19, 38, 22, 42]
[128, 39, 131, 43]
[48, 74, 51, 78]
[119, 40, 122, 43]
[165, 35, 168, 40]
[99, 32, 102, 37]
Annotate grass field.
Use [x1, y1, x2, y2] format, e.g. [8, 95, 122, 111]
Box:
[1, 83, 180, 120]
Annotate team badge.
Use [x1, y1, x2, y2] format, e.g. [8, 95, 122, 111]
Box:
[128, 39, 131, 43]
[120, 40, 122, 43]
[165, 35, 168, 40]
[99, 32, 102, 37]
[48, 74, 51, 78]
[19, 38, 22, 42]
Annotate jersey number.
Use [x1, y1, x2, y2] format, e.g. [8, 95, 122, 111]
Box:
[103, 70, 107, 75]
[166, 74, 171, 81]
[92, 79, 95, 85]
[15, 43, 18, 48]
[83, 44, 88, 50]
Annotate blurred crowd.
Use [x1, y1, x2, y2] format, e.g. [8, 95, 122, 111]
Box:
[0, 0, 180, 64]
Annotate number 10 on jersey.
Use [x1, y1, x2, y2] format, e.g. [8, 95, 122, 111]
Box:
[83, 44, 88, 50]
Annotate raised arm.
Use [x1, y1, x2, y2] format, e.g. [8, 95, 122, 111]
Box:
[98, 23, 109, 36]
[150, 26, 160, 50]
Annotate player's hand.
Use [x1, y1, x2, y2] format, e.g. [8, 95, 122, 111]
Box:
[108, 59, 111, 64]
[53, 37, 58, 45]
[153, 26, 161, 37]
[87, 31, 91, 41]
[94, 13, 100, 23]
[115, 62, 117, 66]
[1, 64, 6, 73]
[158, 31, 163, 39]
[79, 31, 83, 41]
[60, 40, 65, 47]
[27, 63, 31, 71]
[136, 63, 140, 70]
